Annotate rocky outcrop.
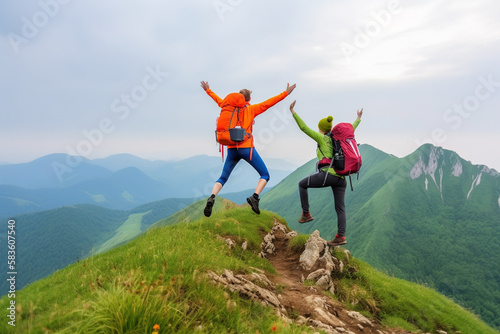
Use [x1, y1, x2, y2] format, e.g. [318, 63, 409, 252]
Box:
[206, 269, 288, 317]
[205, 220, 396, 334]
[298, 229, 350, 295]
[259, 219, 297, 257]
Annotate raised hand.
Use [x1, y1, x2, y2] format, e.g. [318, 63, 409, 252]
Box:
[357, 108, 363, 119]
[289, 100, 296, 114]
[200, 81, 210, 91]
[286, 83, 297, 94]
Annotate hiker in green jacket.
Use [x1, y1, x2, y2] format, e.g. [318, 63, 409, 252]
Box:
[289, 100, 363, 246]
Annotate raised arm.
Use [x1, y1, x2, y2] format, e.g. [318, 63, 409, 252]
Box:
[289, 100, 324, 143]
[200, 80, 223, 106]
[353, 108, 363, 130]
[252, 83, 296, 116]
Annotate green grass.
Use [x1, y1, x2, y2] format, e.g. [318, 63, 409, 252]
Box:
[150, 197, 238, 229]
[96, 211, 151, 254]
[0, 208, 314, 333]
[333, 254, 498, 333]
[287, 233, 309, 253]
[0, 206, 496, 333]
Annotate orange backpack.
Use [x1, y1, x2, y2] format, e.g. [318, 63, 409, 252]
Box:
[215, 93, 253, 160]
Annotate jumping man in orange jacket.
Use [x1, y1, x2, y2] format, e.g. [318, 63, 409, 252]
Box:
[201, 81, 296, 216]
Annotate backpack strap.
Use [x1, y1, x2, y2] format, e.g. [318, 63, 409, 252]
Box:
[219, 143, 225, 162]
[317, 145, 326, 158]
[322, 157, 334, 186]
[228, 107, 239, 130]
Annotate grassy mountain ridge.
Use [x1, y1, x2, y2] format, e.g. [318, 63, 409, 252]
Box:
[260, 143, 500, 328]
[0, 204, 496, 333]
[0, 198, 201, 294]
[0, 193, 263, 295]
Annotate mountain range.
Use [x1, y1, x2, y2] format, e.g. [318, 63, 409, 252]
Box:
[261, 143, 500, 328]
[0, 153, 296, 217]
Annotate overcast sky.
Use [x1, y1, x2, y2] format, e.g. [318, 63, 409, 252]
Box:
[1, 0, 499, 170]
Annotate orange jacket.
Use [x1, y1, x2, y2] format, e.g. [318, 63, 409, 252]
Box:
[206, 89, 289, 148]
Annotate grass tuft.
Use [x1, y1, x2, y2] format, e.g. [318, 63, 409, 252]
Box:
[287, 233, 309, 253]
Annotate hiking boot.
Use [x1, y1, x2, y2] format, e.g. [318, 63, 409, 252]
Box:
[204, 196, 215, 217]
[246, 195, 260, 214]
[298, 211, 314, 223]
[327, 235, 347, 246]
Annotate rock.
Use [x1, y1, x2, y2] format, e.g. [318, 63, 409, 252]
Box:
[315, 275, 333, 292]
[271, 219, 288, 234]
[307, 318, 339, 334]
[206, 269, 286, 315]
[263, 233, 275, 244]
[306, 269, 334, 293]
[299, 230, 346, 276]
[248, 272, 273, 288]
[225, 238, 235, 249]
[285, 231, 298, 240]
[346, 310, 372, 326]
[259, 220, 287, 257]
[318, 249, 336, 274]
[342, 249, 351, 264]
[299, 230, 326, 270]
[264, 242, 276, 254]
[296, 315, 308, 325]
[304, 295, 345, 328]
[307, 268, 329, 281]
[241, 240, 248, 251]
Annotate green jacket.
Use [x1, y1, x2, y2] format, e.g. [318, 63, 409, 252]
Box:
[293, 113, 361, 177]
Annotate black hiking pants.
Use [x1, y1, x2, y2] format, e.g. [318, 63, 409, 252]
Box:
[298, 171, 347, 236]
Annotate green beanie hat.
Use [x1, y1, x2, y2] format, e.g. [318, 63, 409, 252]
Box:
[318, 116, 333, 133]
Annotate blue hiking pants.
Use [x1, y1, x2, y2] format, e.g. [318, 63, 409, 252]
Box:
[216, 148, 270, 186]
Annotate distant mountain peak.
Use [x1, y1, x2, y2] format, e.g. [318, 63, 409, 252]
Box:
[409, 144, 499, 201]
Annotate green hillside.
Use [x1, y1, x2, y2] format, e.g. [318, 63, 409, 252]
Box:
[261, 144, 500, 329]
[1, 204, 497, 333]
[150, 197, 240, 228]
[0, 198, 200, 294]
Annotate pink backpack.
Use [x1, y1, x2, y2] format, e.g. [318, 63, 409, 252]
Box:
[331, 123, 362, 175]
[318, 122, 362, 190]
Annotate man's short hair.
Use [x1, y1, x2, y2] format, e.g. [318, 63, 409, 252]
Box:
[239, 89, 252, 102]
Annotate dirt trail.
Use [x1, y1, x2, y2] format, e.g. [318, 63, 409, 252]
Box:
[264, 227, 411, 334]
